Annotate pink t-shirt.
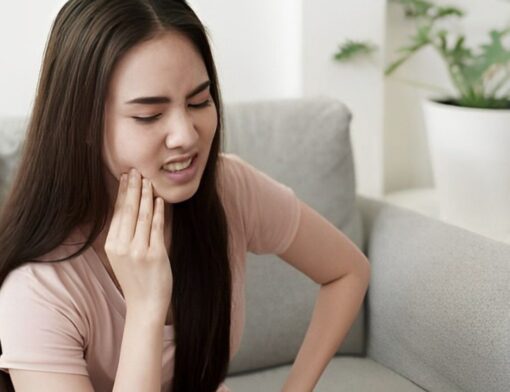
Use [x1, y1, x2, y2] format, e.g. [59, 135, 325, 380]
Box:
[0, 153, 301, 392]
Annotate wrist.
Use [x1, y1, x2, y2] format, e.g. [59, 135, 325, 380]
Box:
[126, 302, 167, 325]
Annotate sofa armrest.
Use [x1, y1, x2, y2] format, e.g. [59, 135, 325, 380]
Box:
[356, 195, 510, 392]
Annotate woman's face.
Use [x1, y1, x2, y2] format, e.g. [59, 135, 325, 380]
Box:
[102, 30, 217, 208]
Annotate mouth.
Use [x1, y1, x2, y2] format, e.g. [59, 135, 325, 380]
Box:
[160, 153, 198, 171]
[160, 153, 199, 183]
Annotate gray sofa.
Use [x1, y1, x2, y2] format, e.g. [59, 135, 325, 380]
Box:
[219, 97, 510, 392]
[0, 97, 509, 392]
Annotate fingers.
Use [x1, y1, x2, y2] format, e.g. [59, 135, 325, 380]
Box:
[132, 178, 154, 247]
[150, 196, 165, 250]
[105, 173, 128, 246]
[118, 169, 142, 248]
[107, 168, 164, 253]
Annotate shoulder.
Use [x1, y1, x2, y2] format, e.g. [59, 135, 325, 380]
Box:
[217, 152, 296, 202]
[217, 152, 271, 196]
[0, 260, 84, 321]
[0, 230, 91, 327]
[217, 152, 273, 215]
[217, 152, 248, 185]
[216, 152, 249, 207]
[2, 230, 87, 295]
[216, 153, 301, 255]
[0, 259, 87, 335]
[0, 259, 89, 376]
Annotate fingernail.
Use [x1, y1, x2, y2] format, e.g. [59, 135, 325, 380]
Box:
[130, 168, 137, 176]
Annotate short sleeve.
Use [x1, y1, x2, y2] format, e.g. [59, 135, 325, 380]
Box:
[0, 265, 88, 376]
[221, 153, 301, 255]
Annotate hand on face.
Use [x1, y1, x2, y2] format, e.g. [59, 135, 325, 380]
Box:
[104, 168, 173, 316]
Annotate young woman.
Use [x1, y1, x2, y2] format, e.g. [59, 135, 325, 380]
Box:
[0, 1, 371, 391]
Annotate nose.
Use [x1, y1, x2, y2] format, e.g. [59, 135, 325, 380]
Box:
[164, 109, 199, 150]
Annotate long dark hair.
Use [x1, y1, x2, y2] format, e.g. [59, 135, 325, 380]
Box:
[0, 1, 231, 391]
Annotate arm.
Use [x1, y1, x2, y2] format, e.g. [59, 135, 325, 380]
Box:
[281, 272, 369, 392]
[277, 200, 371, 392]
[117, 308, 231, 392]
[112, 306, 166, 392]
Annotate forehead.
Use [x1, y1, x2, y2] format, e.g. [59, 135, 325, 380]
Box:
[107, 31, 208, 102]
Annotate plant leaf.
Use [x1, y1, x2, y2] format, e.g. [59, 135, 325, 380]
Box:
[437, 30, 448, 53]
[385, 56, 412, 75]
[333, 40, 377, 62]
[432, 6, 464, 21]
[480, 30, 510, 65]
[449, 35, 474, 63]
[391, 0, 434, 19]
[396, 24, 432, 54]
[462, 29, 510, 86]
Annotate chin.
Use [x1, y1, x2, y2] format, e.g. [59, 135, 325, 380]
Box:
[153, 180, 200, 204]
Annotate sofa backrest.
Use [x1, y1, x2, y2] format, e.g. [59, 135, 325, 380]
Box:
[0, 117, 28, 205]
[222, 97, 365, 374]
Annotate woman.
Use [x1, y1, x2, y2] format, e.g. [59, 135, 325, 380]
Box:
[0, 1, 371, 391]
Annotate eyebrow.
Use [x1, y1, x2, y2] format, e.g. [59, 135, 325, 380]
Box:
[125, 80, 211, 105]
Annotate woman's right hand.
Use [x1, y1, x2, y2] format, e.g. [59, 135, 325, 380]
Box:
[104, 168, 173, 317]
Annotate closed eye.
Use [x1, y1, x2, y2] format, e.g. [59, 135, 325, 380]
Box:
[132, 114, 161, 123]
[190, 99, 212, 109]
[132, 99, 213, 123]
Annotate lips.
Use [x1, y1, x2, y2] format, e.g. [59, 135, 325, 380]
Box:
[161, 153, 198, 171]
[160, 152, 199, 183]
[162, 153, 198, 166]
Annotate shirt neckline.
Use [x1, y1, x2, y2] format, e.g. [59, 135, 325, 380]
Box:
[76, 225, 175, 341]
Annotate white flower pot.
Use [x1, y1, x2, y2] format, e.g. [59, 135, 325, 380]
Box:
[422, 98, 510, 243]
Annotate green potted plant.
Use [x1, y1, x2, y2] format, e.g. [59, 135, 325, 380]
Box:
[334, 0, 510, 242]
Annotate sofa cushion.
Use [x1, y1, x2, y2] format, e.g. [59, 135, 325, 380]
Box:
[223, 97, 365, 374]
[225, 356, 426, 391]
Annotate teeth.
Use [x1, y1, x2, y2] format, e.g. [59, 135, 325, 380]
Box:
[163, 157, 193, 172]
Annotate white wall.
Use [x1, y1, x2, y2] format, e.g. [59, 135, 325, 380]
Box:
[0, 0, 301, 117]
[302, 0, 387, 197]
[0, 0, 67, 117]
[0, 0, 386, 198]
[189, 0, 302, 103]
[4, 1, 506, 199]
[192, 0, 388, 197]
